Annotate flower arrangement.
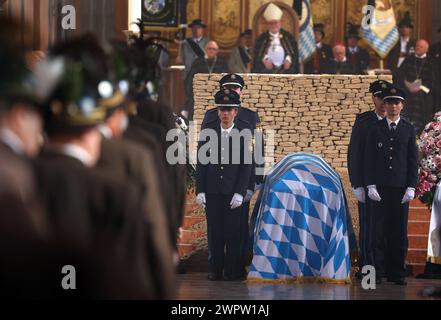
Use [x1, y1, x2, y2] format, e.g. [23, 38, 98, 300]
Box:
[416, 112, 441, 207]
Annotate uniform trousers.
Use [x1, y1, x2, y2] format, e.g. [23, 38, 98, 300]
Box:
[239, 201, 250, 275]
[358, 192, 375, 268]
[206, 194, 243, 278]
[370, 186, 409, 279]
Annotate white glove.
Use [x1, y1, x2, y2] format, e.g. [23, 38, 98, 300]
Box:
[401, 187, 415, 204]
[352, 187, 366, 203]
[230, 193, 244, 209]
[244, 189, 254, 203]
[367, 185, 382, 202]
[196, 193, 206, 208]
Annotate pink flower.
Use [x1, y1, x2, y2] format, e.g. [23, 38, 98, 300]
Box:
[428, 174, 438, 183]
[421, 181, 435, 193]
[425, 123, 433, 131]
[433, 123, 441, 131]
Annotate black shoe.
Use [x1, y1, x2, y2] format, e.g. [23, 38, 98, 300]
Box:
[223, 275, 246, 282]
[176, 260, 187, 274]
[208, 273, 222, 281]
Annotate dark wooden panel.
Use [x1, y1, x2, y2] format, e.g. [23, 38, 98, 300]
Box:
[331, 0, 347, 45]
[416, 0, 433, 41]
[114, 0, 128, 40]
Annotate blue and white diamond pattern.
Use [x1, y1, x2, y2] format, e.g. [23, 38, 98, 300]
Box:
[248, 153, 351, 281]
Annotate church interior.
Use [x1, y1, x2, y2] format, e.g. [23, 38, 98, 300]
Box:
[1, 0, 441, 302]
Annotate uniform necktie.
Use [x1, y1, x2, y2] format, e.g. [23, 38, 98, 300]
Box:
[390, 122, 396, 132]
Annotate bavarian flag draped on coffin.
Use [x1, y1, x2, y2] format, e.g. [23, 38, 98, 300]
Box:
[248, 153, 351, 283]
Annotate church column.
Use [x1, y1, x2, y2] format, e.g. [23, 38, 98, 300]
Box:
[431, 0, 441, 42]
[115, 0, 128, 40]
[331, 0, 347, 45]
[415, 0, 433, 42]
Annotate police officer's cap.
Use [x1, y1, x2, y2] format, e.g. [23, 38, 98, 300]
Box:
[219, 74, 245, 89]
[214, 89, 240, 110]
[383, 86, 406, 102]
[369, 80, 392, 97]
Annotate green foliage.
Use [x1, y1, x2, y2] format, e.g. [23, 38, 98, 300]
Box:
[186, 164, 196, 192]
[419, 186, 436, 210]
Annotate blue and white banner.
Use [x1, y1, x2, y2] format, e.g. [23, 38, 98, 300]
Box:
[361, 0, 399, 59]
[297, 0, 316, 63]
[248, 153, 351, 282]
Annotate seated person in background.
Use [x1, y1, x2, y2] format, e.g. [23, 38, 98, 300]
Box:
[394, 39, 440, 135]
[303, 23, 333, 74]
[183, 40, 228, 121]
[323, 44, 355, 75]
[345, 23, 370, 75]
[252, 3, 299, 74]
[228, 29, 252, 74]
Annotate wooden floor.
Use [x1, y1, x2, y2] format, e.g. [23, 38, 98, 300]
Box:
[176, 273, 441, 300]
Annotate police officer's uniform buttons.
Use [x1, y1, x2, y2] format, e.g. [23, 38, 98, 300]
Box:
[390, 157, 393, 160]
[221, 167, 224, 170]
[389, 166, 393, 169]
[390, 147, 393, 150]
[220, 176, 223, 179]
[390, 138, 394, 141]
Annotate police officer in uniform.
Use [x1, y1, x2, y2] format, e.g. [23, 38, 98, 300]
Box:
[348, 80, 390, 278]
[202, 74, 263, 187]
[364, 86, 418, 285]
[196, 89, 253, 281]
[201, 73, 262, 275]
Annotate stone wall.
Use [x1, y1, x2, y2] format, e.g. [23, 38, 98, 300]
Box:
[193, 73, 392, 170]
